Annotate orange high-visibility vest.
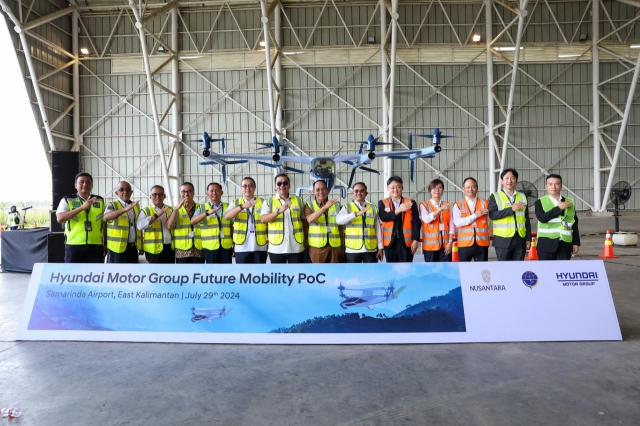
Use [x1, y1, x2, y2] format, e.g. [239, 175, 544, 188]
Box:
[380, 198, 413, 248]
[421, 200, 451, 251]
[455, 198, 490, 247]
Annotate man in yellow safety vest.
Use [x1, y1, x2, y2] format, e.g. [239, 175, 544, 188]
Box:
[104, 181, 142, 263]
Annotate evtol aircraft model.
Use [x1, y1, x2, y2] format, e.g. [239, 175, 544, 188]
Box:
[191, 306, 233, 323]
[387, 128, 453, 182]
[337, 280, 407, 310]
[197, 130, 445, 197]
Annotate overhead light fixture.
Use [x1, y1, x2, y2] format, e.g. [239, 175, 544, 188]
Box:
[157, 46, 166, 52]
[579, 33, 588, 43]
[367, 36, 375, 44]
[558, 54, 580, 58]
[80, 47, 89, 55]
[494, 46, 523, 51]
[631, 45, 640, 49]
[472, 34, 481, 43]
[179, 55, 203, 60]
[283, 52, 302, 55]
[259, 40, 266, 47]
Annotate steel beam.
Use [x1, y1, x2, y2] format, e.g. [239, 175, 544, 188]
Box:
[170, 6, 180, 205]
[593, 0, 601, 210]
[128, 0, 173, 204]
[15, 5, 76, 33]
[497, 0, 528, 191]
[381, 0, 390, 192]
[72, 10, 80, 151]
[486, 0, 496, 191]
[260, 0, 277, 138]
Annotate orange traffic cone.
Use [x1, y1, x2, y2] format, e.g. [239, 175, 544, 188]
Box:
[451, 237, 459, 262]
[0, 222, 4, 239]
[599, 230, 618, 259]
[527, 231, 539, 260]
[33, 221, 38, 229]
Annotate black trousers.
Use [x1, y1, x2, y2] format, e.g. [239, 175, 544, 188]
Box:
[538, 241, 573, 260]
[235, 251, 268, 264]
[65, 244, 104, 263]
[203, 247, 233, 264]
[268, 252, 305, 264]
[458, 243, 489, 262]
[345, 252, 378, 263]
[494, 234, 526, 261]
[423, 248, 452, 262]
[145, 244, 175, 264]
[108, 244, 139, 263]
[383, 237, 414, 263]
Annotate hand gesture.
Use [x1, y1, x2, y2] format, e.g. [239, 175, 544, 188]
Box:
[511, 201, 526, 211]
[476, 207, 488, 217]
[440, 202, 452, 212]
[326, 198, 339, 208]
[156, 207, 167, 217]
[357, 205, 372, 217]
[278, 202, 291, 214]
[174, 199, 185, 211]
[208, 205, 222, 216]
[124, 200, 139, 212]
[82, 197, 97, 211]
[558, 200, 572, 210]
[242, 199, 258, 209]
[396, 201, 412, 214]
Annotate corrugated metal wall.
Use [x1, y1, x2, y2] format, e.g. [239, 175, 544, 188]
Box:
[7, 0, 639, 211]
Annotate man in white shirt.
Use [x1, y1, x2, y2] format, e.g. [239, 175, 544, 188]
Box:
[224, 177, 268, 264]
[336, 182, 383, 263]
[104, 181, 142, 263]
[452, 177, 490, 262]
[261, 174, 307, 264]
[137, 185, 174, 264]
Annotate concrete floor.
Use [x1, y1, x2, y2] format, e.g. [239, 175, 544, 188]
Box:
[1, 214, 639, 425]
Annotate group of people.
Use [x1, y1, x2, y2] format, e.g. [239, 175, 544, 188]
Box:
[55, 169, 580, 264]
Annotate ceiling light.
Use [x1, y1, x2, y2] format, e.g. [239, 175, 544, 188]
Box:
[579, 33, 588, 43]
[259, 40, 266, 47]
[179, 55, 203, 60]
[558, 54, 580, 58]
[157, 46, 165, 52]
[367, 36, 375, 44]
[631, 45, 640, 49]
[472, 34, 481, 43]
[80, 48, 89, 55]
[494, 46, 523, 51]
[283, 52, 302, 55]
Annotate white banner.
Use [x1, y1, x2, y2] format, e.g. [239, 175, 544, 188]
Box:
[16, 260, 621, 344]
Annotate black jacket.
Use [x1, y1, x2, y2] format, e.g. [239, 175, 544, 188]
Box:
[534, 196, 580, 253]
[488, 191, 532, 248]
[378, 198, 421, 246]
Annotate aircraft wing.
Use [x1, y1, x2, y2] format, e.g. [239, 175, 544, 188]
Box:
[199, 153, 277, 166]
[373, 149, 423, 159]
[274, 155, 314, 166]
[333, 153, 368, 163]
[194, 308, 224, 314]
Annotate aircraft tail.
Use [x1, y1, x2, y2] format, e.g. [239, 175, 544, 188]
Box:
[393, 286, 407, 299]
[224, 308, 234, 317]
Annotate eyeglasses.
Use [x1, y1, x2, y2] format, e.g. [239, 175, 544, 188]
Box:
[241, 185, 255, 189]
[314, 187, 328, 192]
[352, 189, 366, 193]
[117, 188, 132, 192]
[276, 181, 289, 187]
[150, 193, 164, 197]
[180, 190, 194, 194]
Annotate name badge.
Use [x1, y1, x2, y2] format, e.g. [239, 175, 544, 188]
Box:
[182, 214, 188, 218]
[93, 202, 101, 208]
[73, 201, 81, 207]
[84, 221, 92, 232]
[326, 226, 331, 234]
[460, 209, 468, 213]
[188, 231, 194, 238]
[385, 208, 391, 212]
[439, 223, 445, 231]
[330, 212, 337, 216]
[292, 206, 300, 211]
[220, 231, 224, 238]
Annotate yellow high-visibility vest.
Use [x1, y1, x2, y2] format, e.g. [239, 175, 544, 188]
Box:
[343, 202, 378, 250]
[268, 195, 304, 245]
[64, 195, 105, 245]
[141, 205, 174, 254]
[106, 200, 142, 253]
[197, 202, 232, 250]
[232, 197, 266, 246]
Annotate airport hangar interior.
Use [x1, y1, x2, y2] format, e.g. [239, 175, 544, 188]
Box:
[1, 0, 640, 424]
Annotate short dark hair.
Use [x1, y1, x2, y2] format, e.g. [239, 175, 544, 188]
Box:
[463, 177, 477, 186]
[352, 182, 367, 191]
[274, 173, 289, 184]
[500, 168, 519, 180]
[313, 180, 327, 190]
[387, 176, 403, 186]
[75, 172, 93, 183]
[150, 185, 164, 193]
[181, 182, 195, 192]
[427, 179, 444, 192]
[546, 174, 562, 184]
[206, 182, 222, 191]
[241, 177, 256, 186]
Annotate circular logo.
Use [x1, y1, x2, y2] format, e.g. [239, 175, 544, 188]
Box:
[522, 271, 539, 289]
[481, 270, 491, 283]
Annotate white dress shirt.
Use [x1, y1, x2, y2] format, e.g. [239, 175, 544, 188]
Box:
[453, 196, 480, 228]
[336, 200, 383, 253]
[137, 205, 172, 245]
[232, 197, 268, 253]
[261, 195, 305, 254]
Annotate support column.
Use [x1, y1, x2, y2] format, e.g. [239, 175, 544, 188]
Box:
[486, 0, 496, 192]
[387, 0, 399, 169]
[170, 6, 180, 205]
[275, 3, 283, 138]
[592, 0, 601, 211]
[72, 10, 80, 151]
[497, 0, 528, 191]
[381, 0, 390, 194]
[259, 0, 277, 138]
[128, 0, 173, 203]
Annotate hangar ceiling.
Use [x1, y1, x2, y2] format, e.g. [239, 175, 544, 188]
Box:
[2, 0, 639, 211]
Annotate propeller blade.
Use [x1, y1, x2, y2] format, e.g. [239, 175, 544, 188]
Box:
[387, 155, 410, 160]
[410, 159, 415, 183]
[222, 165, 227, 186]
[342, 160, 354, 166]
[225, 160, 249, 165]
[348, 168, 357, 189]
[256, 161, 278, 169]
[409, 132, 413, 150]
[359, 166, 380, 174]
[283, 165, 305, 174]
